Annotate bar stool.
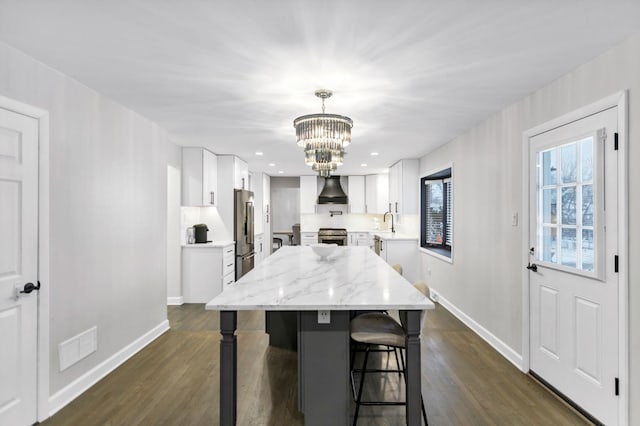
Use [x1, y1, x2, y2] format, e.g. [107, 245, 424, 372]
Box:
[392, 264, 403, 275]
[272, 237, 282, 251]
[350, 282, 430, 425]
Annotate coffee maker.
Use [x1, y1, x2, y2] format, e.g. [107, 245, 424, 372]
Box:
[193, 224, 209, 243]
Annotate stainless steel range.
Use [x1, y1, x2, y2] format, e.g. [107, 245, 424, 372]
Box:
[318, 228, 348, 246]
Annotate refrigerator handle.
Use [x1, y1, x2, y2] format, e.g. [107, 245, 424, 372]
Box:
[246, 201, 254, 244]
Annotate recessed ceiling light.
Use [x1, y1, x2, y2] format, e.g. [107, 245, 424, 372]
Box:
[361, 163, 367, 167]
[255, 151, 263, 156]
[278, 170, 284, 174]
[268, 163, 276, 167]
[370, 152, 379, 156]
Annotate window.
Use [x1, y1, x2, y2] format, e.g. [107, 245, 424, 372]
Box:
[420, 167, 452, 259]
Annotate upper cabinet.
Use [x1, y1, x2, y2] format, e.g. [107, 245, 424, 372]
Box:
[365, 174, 389, 214]
[300, 175, 318, 214]
[388, 159, 419, 215]
[181, 147, 218, 206]
[348, 176, 366, 214]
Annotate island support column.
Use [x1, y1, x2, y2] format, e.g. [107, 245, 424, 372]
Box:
[405, 310, 422, 425]
[220, 310, 237, 426]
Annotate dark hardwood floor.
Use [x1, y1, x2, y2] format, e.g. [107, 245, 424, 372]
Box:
[43, 304, 589, 425]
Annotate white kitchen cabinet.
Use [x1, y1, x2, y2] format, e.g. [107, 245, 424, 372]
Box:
[301, 232, 318, 246]
[236, 159, 249, 190]
[300, 175, 318, 214]
[181, 147, 218, 206]
[377, 236, 418, 283]
[348, 176, 366, 213]
[348, 232, 371, 247]
[365, 174, 389, 214]
[263, 174, 271, 256]
[254, 233, 264, 265]
[388, 159, 419, 215]
[182, 243, 235, 303]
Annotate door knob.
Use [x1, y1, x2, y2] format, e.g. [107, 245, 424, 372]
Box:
[526, 263, 538, 272]
[21, 281, 41, 294]
[15, 281, 41, 300]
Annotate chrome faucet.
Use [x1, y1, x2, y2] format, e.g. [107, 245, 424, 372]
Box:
[383, 210, 395, 233]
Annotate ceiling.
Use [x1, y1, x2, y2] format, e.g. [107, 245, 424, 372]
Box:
[1, 1, 639, 176]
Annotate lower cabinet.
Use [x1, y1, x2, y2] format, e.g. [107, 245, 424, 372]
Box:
[348, 232, 373, 248]
[301, 232, 318, 246]
[255, 233, 264, 265]
[378, 238, 418, 283]
[182, 243, 235, 303]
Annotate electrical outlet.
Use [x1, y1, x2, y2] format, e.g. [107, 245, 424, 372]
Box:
[318, 310, 330, 324]
[511, 212, 519, 226]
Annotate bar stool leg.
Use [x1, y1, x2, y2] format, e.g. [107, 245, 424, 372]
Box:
[353, 345, 370, 426]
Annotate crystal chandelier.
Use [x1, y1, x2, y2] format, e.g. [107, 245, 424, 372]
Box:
[294, 89, 353, 177]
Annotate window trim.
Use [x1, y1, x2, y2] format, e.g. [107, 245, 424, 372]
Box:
[420, 165, 453, 262]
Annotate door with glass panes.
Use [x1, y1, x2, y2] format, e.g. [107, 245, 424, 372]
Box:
[528, 107, 618, 425]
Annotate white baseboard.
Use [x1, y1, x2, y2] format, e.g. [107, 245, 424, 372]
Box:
[431, 289, 524, 370]
[167, 296, 183, 305]
[48, 319, 170, 416]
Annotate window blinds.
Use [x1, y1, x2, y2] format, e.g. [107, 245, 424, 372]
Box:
[424, 178, 452, 247]
[444, 178, 452, 246]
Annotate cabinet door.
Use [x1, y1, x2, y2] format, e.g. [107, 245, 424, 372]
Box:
[379, 239, 387, 261]
[254, 234, 264, 265]
[182, 148, 218, 206]
[348, 176, 366, 213]
[388, 162, 400, 213]
[235, 158, 249, 190]
[300, 176, 318, 214]
[202, 150, 217, 206]
[366, 174, 389, 214]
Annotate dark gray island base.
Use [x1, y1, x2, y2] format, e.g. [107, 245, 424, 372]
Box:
[265, 311, 298, 350]
[220, 309, 423, 425]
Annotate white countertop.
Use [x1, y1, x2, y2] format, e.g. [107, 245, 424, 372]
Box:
[182, 241, 235, 248]
[372, 232, 418, 241]
[206, 246, 434, 311]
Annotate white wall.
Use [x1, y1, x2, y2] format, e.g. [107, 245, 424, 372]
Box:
[0, 42, 169, 396]
[166, 145, 182, 302]
[418, 33, 640, 422]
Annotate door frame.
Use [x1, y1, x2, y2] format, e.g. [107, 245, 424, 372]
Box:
[520, 91, 628, 424]
[0, 95, 50, 422]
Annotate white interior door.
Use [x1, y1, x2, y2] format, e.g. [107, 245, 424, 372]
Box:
[528, 107, 618, 424]
[0, 108, 39, 425]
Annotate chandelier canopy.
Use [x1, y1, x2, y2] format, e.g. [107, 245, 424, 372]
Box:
[294, 90, 353, 177]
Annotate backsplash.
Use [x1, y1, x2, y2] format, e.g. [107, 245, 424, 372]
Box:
[301, 208, 419, 236]
[180, 206, 232, 244]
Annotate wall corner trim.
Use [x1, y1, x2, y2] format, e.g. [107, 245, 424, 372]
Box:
[167, 296, 184, 306]
[431, 290, 524, 371]
[48, 319, 170, 417]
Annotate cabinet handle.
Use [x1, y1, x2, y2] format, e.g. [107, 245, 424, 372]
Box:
[241, 177, 245, 189]
[210, 191, 215, 205]
[395, 202, 398, 213]
[227, 263, 233, 267]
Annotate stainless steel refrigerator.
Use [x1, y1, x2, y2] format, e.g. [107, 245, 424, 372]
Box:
[234, 189, 255, 280]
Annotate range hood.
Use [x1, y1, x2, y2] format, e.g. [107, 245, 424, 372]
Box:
[318, 176, 348, 204]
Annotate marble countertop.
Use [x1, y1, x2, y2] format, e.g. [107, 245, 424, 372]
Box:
[182, 241, 235, 248]
[206, 246, 434, 311]
[372, 232, 418, 241]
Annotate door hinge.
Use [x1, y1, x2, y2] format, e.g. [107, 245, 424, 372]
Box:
[615, 377, 619, 396]
[614, 255, 619, 273]
[614, 132, 619, 151]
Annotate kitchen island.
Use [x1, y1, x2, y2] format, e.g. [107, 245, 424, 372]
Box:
[206, 245, 434, 425]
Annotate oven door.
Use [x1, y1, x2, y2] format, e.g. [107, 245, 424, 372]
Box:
[319, 237, 346, 246]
